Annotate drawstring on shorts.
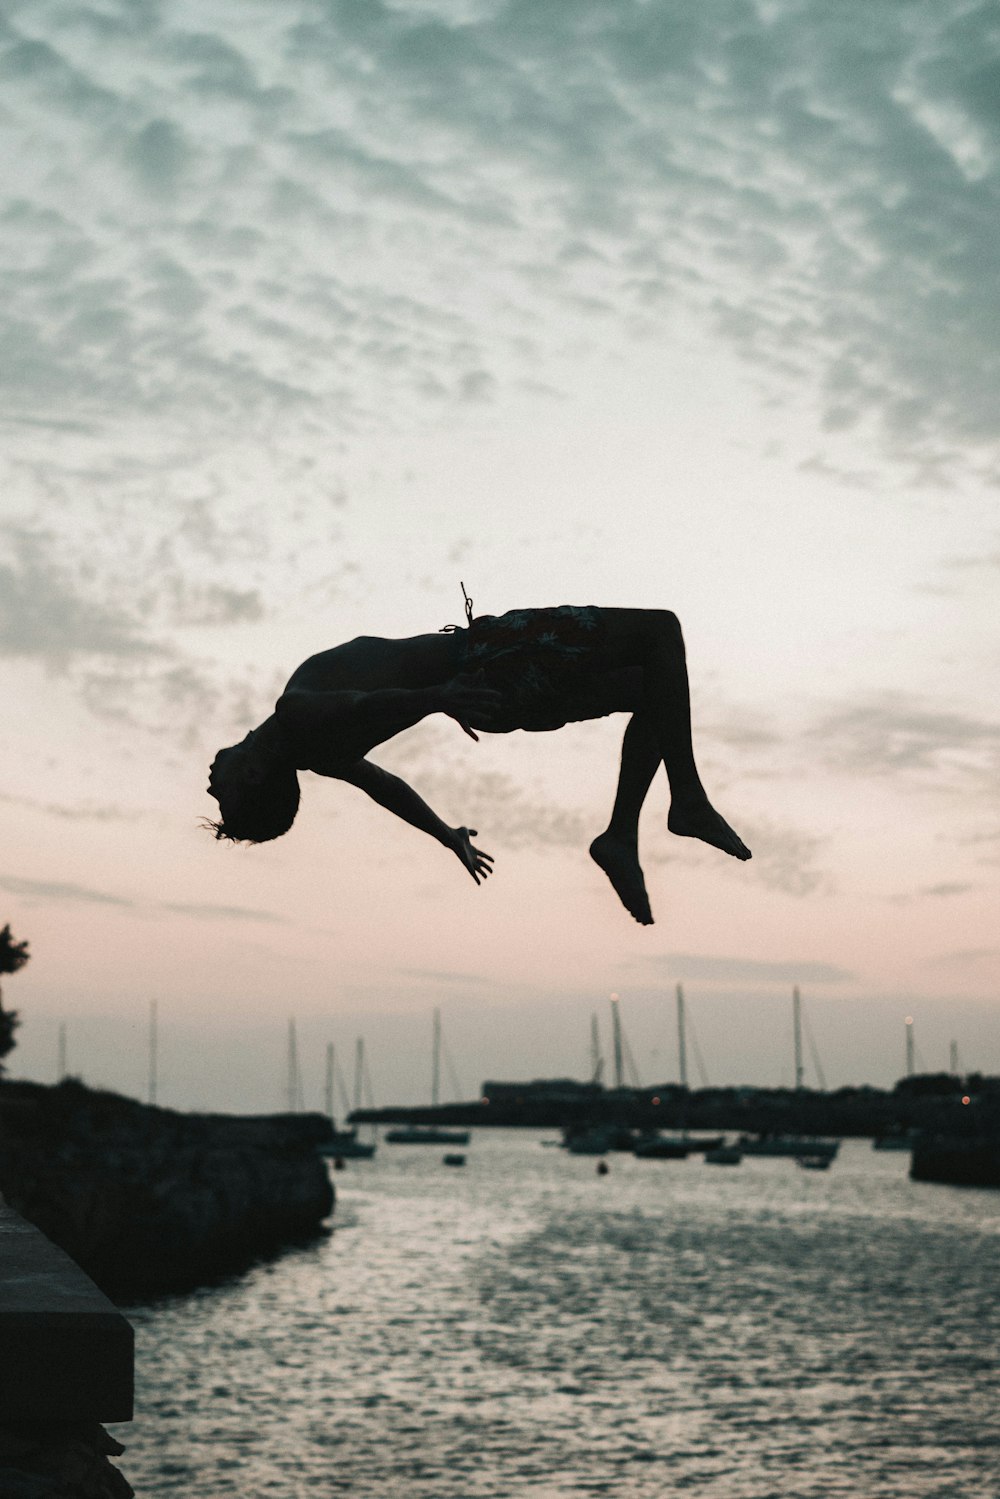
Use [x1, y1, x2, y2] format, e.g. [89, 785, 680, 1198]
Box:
[440, 580, 475, 633]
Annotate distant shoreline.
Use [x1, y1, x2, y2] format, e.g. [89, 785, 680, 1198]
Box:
[350, 1071, 1000, 1137]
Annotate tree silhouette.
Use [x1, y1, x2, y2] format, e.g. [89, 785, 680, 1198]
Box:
[0, 924, 30, 1072]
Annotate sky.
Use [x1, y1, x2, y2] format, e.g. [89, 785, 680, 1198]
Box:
[1, 0, 998, 1114]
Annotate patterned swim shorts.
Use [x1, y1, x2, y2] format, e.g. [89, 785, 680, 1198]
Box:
[460, 605, 608, 732]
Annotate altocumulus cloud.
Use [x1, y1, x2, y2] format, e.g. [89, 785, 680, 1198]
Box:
[0, 528, 154, 663]
[0, 791, 140, 823]
[0, 0, 998, 465]
[4, 0, 999, 745]
[811, 692, 1000, 783]
[0, 874, 133, 907]
[161, 902, 289, 924]
[0, 875, 289, 926]
[926, 946, 998, 969]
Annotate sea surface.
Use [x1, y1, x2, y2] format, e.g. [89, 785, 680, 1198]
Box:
[118, 1132, 999, 1498]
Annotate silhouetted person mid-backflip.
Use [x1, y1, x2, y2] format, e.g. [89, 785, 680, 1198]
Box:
[206, 602, 750, 924]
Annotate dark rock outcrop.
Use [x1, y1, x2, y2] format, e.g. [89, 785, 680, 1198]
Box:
[0, 1080, 335, 1298]
[0, 1420, 133, 1499]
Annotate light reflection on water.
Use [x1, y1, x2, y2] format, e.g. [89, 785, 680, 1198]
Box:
[119, 1133, 999, 1497]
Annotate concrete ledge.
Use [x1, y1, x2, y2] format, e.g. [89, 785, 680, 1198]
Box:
[0, 1202, 133, 1422]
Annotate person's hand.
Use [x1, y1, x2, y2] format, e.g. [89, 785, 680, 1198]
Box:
[437, 673, 502, 741]
[450, 827, 494, 884]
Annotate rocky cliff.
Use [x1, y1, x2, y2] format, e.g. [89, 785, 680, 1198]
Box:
[0, 1080, 335, 1298]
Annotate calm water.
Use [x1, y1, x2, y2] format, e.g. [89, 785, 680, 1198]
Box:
[118, 1133, 999, 1498]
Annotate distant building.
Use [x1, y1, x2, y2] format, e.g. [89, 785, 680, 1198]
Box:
[480, 1078, 604, 1107]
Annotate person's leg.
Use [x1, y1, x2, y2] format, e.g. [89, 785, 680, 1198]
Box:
[589, 714, 660, 925]
[587, 608, 751, 859]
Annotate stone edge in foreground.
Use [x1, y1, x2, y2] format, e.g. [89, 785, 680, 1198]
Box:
[0, 1201, 133, 1422]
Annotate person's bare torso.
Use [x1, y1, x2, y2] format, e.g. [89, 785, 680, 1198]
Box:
[279, 630, 465, 774]
[284, 631, 463, 695]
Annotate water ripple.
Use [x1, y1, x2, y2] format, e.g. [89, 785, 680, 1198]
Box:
[120, 1136, 999, 1497]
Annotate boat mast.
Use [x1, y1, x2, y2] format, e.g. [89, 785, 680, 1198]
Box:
[803, 999, 828, 1091]
[432, 1007, 441, 1108]
[354, 1037, 364, 1114]
[676, 983, 690, 1139]
[148, 998, 158, 1106]
[287, 1018, 300, 1113]
[610, 993, 624, 1090]
[793, 986, 804, 1091]
[905, 1016, 915, 1078]
[325, 1042, 335, 1120]
[676, 984, 688, 1090]
[57, 1021, 67, 1083]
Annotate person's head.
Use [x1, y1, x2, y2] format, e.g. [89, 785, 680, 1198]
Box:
[205, 735, 300, 845]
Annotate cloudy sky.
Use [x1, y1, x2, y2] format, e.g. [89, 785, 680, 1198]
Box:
[2, 0, 998, 1112]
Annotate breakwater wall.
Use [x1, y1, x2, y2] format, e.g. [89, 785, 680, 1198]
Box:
[0, 1079, 335, 1298]
[354, 1074, 1000, 1137]
[0, 1199, 134, 1496]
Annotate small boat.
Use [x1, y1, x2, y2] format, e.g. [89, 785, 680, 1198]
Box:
[738, 1134, 840, 1161]
[442, 1153, 466, 1167]
[385, 1125, 471, 1146]
[317, 1129, 376, 1161]
[564, 1126, 615, 1155]
[681, 1135, 726, 1154]
[796, 1153, 833, 1171]
[704, 1145, 742, 1166]
[609, 1129, 642, 1152]
[872, 1130, 917, 1151]
[633, 1134, 691, 1160]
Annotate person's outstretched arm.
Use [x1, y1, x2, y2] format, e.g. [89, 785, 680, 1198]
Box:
[337, 759, 494, 884]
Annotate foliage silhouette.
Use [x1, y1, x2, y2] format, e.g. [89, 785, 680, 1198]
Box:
[0, 924, 30, 1072]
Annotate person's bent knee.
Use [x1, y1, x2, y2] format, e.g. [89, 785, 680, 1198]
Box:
[647, 609, 684, 648]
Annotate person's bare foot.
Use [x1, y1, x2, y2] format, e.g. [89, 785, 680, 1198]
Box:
[589, 833, 653, 924]
[667, 799, 752, 860]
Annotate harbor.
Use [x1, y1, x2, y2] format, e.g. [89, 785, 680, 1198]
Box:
[3, 0, 999, 1492]
[345, 993, 1000, 1182]
[116, 1129, 999, 1498]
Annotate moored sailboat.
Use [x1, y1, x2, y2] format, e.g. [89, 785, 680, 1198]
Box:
[317, 1039, 376, 1159]
[385, 1009, 471, 1147]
